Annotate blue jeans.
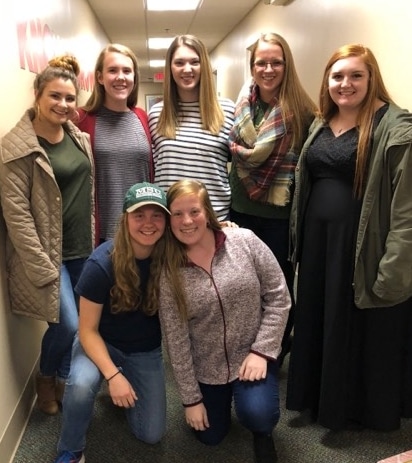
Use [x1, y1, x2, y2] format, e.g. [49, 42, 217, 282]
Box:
[40, 258, 85, 379]
[58, 336, 166, 453]
[194, 361, 279, 445]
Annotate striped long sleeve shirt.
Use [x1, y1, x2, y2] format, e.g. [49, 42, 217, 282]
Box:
[149, 99, 235, 220]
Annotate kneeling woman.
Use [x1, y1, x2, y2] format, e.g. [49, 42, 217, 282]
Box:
[54, 183, 169, 463]
[159, 179, 291, 463]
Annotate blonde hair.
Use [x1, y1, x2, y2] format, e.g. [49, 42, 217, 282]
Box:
[249, 32, 317, 150]
[83, 43, 140, 113]
[156, 34, 224, 138]
[33, 55, 80, 104]
[319, 44, 393, 196]
[110, 213, 166, 315]
[162, 180, 221, 320]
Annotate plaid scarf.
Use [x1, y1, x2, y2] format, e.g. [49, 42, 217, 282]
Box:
[229, 80, 295, 206]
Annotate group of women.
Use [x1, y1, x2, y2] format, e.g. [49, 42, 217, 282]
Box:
[0, 29, 411, 463]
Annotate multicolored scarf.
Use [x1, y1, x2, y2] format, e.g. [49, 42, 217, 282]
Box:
[229, 80, 295, 206]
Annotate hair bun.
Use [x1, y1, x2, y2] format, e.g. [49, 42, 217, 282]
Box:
[48, 55, 80, 77]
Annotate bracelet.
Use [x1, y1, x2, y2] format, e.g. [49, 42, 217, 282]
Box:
[106, 369, 121, 383]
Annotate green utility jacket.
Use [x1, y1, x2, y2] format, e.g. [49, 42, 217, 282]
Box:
[291, 103, 412, 309]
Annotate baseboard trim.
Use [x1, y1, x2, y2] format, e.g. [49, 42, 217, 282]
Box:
[1, 364, 38, 463]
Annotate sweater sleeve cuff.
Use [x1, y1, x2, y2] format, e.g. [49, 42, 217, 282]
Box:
[183, 399, 203, 408]
[250, 349, 276, 362]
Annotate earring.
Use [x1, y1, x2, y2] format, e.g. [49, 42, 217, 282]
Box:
[35, 103, 41, 121]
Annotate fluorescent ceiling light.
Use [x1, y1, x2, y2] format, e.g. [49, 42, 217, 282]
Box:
[148, 37, 174, 49]
[146, 0, 201, 11]
[149, 60, 166, 67]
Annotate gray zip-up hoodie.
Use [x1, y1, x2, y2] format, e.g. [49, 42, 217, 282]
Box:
[159, 227, 291, 406]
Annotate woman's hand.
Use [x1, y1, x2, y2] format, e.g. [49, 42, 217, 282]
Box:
[239, 353, 267, 381]
[220, 220, 239, 228]
[108, 373, 138, 408]
[185, 403, 210, 431]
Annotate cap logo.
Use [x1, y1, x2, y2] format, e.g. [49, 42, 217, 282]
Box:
[123, 182, 169, 214]
[134, 186, 162, 199]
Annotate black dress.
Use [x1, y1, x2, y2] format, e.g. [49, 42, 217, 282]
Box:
[286, 107, 412, 431]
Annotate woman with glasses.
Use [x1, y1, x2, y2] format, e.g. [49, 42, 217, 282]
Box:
[229, 33, 316, 366]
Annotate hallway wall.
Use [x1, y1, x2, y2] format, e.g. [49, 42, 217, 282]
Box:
[211, 0, 412, 111]
[0, 1, 108, 461]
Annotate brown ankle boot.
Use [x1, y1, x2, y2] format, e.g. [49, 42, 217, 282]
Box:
[35, 373, 59, 415]
[55, 378, 66, 405]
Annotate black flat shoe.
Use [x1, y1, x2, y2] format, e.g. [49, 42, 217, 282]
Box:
[253, 432, 278, 463]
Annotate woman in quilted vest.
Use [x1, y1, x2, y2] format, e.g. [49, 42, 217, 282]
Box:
[0, 55, 95, 415]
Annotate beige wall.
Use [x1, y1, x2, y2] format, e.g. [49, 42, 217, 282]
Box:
[0, 1, 108, 462]
[211, 0, 412, 111]
[0, 3, 161, 460]
[138, 82, 164, 112]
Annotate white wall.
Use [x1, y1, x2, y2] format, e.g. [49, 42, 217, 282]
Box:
[211, 0, 412, 111]
[0, 1, 108, 461]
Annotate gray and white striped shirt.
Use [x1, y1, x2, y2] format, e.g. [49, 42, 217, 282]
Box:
[95, 107, 151, 239]
[149, 99, 235, 220]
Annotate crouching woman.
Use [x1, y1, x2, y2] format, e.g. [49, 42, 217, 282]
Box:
[54, 182, 169, 463]
[159, 179, 291, 463]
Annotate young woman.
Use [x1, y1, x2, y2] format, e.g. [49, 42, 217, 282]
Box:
[53, 182, 168, 463]
[0, 55, 95, 415]
[159, 179, 290, 463]
[77, 43, 153, 242]
[287, 44, 412, 432]
[149, 35, 235, 221]
[229, 33, 317, 363]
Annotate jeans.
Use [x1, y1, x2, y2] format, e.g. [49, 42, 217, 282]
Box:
[40, 258, 85, 379]
[58, 335, 166, 453]
[194, 361, 279, 445]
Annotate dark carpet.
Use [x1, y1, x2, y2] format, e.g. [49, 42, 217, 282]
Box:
[12, 355, 412, 463]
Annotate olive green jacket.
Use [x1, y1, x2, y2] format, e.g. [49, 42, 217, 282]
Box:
[291, 104, 412, 308]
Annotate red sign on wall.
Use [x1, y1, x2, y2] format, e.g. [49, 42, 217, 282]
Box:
[153, 72, 164, 82]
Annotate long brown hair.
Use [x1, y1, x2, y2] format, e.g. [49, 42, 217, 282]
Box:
[110, 213, 166, 315]
[82, 43, 140, 113]
[249, 32, 317, 150]
[319, 44, 393, 196]
[162, 180, 221, 320]
[156, 34, 224, 138]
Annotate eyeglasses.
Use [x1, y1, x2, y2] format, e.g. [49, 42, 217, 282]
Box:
[253, 59, 285, 70]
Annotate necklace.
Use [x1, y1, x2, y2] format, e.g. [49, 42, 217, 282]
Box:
[330, 114, 357, 136]
[330, 121, 356, 136]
